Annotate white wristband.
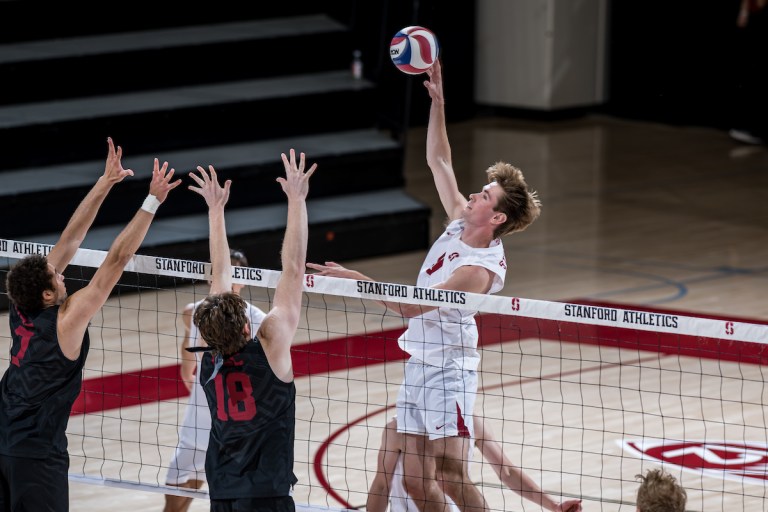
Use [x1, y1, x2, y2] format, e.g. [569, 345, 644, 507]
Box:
[141, 194, 161, 214]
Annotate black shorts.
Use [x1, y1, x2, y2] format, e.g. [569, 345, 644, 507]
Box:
[0, 451, 69, 512]
[210, 495, 295, 512]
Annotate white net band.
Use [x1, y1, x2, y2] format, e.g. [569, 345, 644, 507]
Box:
[3, 238, 766, 344]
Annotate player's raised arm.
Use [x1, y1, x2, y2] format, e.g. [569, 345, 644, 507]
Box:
[424, 60, 467, 221]
[188, 165, 232, 296]
[256, 149, 316, 382]
[47, 137, 135, 274]
[178, 303, 197, 391]
[57, 157, 181, 360]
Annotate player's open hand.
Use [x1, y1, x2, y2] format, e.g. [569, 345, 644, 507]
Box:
[103, 137, 135, 184]
[188, 164, 231, 211]
[306, 261, 365, 281]
[423, 59, 444, 103]
[148, 158, 182, 202]
[278, 148, 316, 201]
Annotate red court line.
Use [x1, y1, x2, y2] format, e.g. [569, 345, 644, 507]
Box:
[72, 304, 768, 415]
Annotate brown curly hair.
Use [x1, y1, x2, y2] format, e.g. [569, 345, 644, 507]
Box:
[636, 468, 687, 512]
[486, 162, 542, 238]
[6, 254, 54, 314]
[193, 292, 250, 357]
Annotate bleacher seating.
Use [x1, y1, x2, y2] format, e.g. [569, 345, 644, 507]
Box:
[0, 2, 431, 271]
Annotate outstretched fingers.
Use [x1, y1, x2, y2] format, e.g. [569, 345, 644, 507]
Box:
[304, 161, 318, 179]
[187, 165, 211, 190]
[103, 137, 134, 182]
[423, 60, 444, 101]
[188, 164, 230, 208]
[306, 261, 345, 276]
[277, 149, 316, 198]
[149, 158, 182, 202]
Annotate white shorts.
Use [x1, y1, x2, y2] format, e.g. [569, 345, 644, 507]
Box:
[396, 358, 477, 441]
[165, 391, 210, 485]
[165, 434, 207, 485]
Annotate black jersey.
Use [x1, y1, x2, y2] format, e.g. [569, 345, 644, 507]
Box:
[201, 338, 297, 499]
[0, 305, 90, 458]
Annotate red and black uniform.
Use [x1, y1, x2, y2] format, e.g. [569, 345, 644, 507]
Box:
[0, 305, 90, 511]
[201, 338, 297, 512]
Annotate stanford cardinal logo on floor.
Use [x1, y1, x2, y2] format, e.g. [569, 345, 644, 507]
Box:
[619, 439, 768, 485]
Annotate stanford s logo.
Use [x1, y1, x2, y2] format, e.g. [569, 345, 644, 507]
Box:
[448, 252, 459, 261]
[510, 297, 520, 311]
[305, 275, 315, 288]
[499, 256, 507, 270]
[725, 321, 734, 335]
[426, 253, 446, 276]
[619, 439, 768, 485]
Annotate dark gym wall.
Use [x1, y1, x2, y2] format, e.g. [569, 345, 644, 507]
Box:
[605, 1, 742, 130]
[1, 0, 743, 131]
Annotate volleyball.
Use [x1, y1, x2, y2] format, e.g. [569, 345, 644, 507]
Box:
[389, 26, 439, 75]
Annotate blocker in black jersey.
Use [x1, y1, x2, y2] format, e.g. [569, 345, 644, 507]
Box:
[201, 339, 297, 500]
[0, 137, 180, 512]
[0, 306, 89, 458]
[187, 151, 315, 512]
[0, 305, 89, 511]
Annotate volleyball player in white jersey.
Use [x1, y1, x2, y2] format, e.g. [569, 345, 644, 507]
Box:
[367, 416, 582, 512]
[308, 60, 541, 511]
[163, 249, 266, 512]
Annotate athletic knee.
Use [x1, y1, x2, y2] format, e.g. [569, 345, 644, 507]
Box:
[403, 474, 440, 501]
[438, 457, 466, 482]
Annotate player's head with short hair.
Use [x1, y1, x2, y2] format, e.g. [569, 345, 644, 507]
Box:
[229, 249, 249, 295]
[229, 248, 248, 267]
[193, 292, 250, 357]
[6, 254, 56, 313]
[635, 468, 687, 512]
[486, 162, 541, 238]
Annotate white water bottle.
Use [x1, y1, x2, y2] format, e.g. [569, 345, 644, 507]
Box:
[352, 50, 363, 80]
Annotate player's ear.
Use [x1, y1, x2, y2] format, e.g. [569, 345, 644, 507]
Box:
[492, 212, 507, 225]
[243, 322, 251, 338]
[42, 288, 55, 305]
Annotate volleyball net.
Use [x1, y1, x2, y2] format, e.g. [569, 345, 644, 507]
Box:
[2, 238, 768, 511]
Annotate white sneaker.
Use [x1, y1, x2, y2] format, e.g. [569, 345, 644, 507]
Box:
[729, 129, 765, 145]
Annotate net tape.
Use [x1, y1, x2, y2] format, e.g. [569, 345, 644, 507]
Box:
[2, 238, 766, 344]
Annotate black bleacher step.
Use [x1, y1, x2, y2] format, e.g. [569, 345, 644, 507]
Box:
[28, 188, 431, 270]
[0, 71, 377, 170]
[1, 130, 404, 237]
[0, 3, 356, 43]
[0, 16, 352, 105]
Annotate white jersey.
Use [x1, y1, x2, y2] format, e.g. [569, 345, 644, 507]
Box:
[398, 219, 506, 370]
[165, 299, 265, 485]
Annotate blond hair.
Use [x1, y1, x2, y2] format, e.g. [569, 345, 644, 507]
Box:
[486, 162, 541, 238]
